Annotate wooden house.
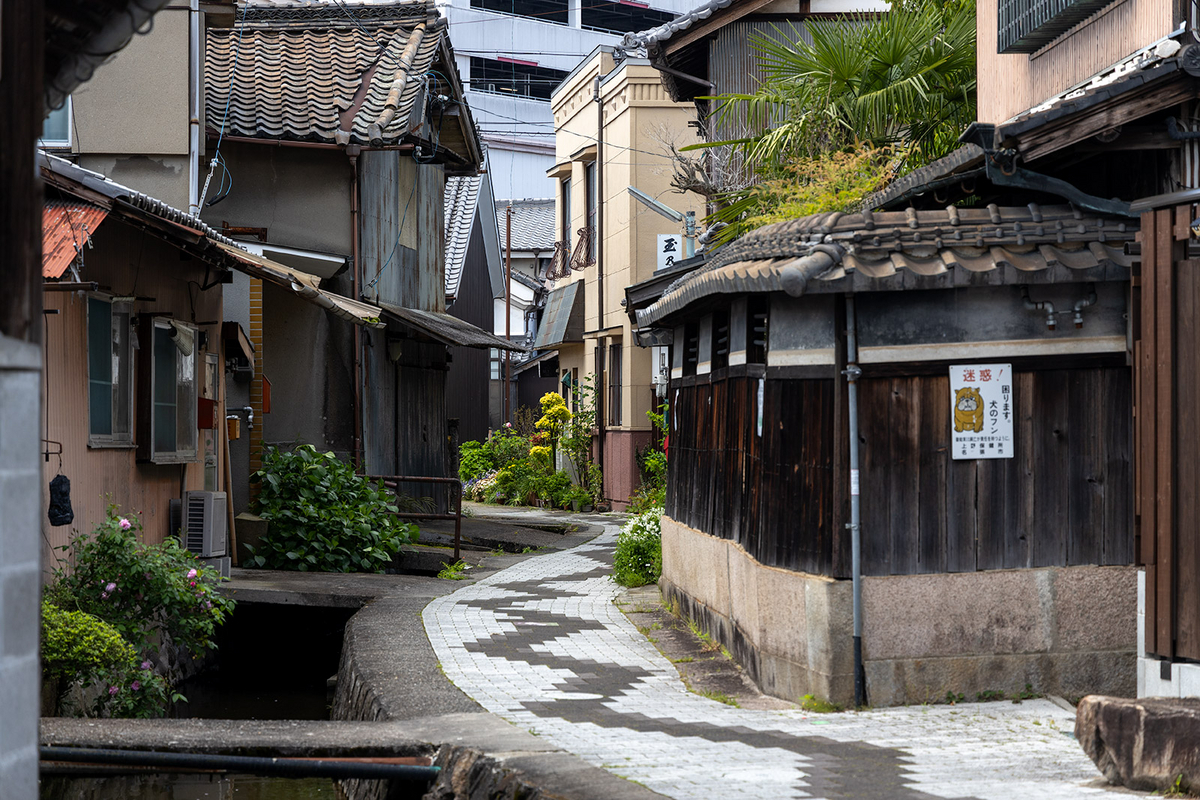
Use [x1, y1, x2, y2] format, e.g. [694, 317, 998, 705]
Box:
[635, 204, 1139, 706]
[200, 1, 520, 511]
[38, 153, 386, 567]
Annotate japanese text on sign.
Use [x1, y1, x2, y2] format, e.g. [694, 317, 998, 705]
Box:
[657, 234, 679, 271]
[949, 364, 1013, 460]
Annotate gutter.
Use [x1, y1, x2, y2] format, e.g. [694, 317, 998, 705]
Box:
[348, 144, 365, 470]
[189, 0, 202, 214]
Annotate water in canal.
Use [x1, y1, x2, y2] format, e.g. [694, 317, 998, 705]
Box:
[41, 774, 337, 799]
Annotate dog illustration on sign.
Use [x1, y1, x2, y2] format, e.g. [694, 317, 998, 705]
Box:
[953, 386, 984, 432]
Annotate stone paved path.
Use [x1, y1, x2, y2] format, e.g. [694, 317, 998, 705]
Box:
[424, 523, 1119, 800]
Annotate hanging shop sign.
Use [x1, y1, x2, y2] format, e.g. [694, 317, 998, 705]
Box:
[656, 234, 680, 271]
[950, 364, 1013, 460]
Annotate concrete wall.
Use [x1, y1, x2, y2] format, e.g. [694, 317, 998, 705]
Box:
[662, 515, 1138, 706]
[0, 335, 41, 798]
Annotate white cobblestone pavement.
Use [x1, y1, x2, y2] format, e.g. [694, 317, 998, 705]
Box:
[424, 523, 1123, 800]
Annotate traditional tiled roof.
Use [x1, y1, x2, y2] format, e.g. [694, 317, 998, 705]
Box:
[620, 0, 735, 50]
[205, 2, 445, 146]
[496, 199, 555, 252]
[444, 173, 482, 299]
[638, 204, 1137, 326]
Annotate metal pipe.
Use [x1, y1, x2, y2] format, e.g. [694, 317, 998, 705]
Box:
[505, 204, 512, 424]
[39, 747, 439, 783]
[188, 0, 201, 214]
[1021, 286, 1056, 330]
[844, 295, 866, 709]
[1072, 283, 1098, 329]
[367, 21, 429, 145]
[594, 72, 606, 485]
[205, 133, 417, 152]
[348, 145, 364, 470]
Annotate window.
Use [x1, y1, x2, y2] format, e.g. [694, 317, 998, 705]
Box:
[87, 296, 134, 446]
[469, 57, 570, 101]
[41, 99, 71, 148]
[585, 161, 597, 261]
[711, 310, 730, 371]
[470, 0, 567, 24]
[139, 317, 198, 463]
[682, 323, 699, 376]
[746, 296, 769, 364]
[560, 177, 572, 251]
[581, 2, 673, 34]
[608, 342, 623, 425]
[490, 348, 501, 380]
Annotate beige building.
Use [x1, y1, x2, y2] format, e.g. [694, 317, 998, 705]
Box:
[544, 46, 703, 506]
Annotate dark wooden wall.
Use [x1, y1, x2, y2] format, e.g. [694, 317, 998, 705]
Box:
[667, 367, 846, 576]
[446, 215, 493, 446]
[1136, 204, 1200, 663]
[667, 361, 1133, 579]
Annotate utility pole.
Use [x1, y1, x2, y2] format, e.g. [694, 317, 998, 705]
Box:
[505, 203, 512, 424]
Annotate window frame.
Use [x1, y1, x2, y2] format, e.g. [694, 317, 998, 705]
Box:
[139, 316, 200, 464]
[608, 341, 623, 426]
[40, 97, 72, 149]
[86, 294, 136, 448]
[561, 176, 572, 251]
[585, 161, 597, 261]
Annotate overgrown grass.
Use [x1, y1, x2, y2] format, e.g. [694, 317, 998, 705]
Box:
[437, 560, 469, 581]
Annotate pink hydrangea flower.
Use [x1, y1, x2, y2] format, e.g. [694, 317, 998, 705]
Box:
[186, 569, 198, 579]
[118, 518, 132, 530]
[105, 582, 117, 593]
[206, 601, 213, 609]
[108, 685, 119, 696]
[141, 660, 153, 670]
[131, 681, 141, 691]
[505, 422, 512, 428]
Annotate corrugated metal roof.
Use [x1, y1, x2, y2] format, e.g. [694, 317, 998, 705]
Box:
[496, 199, 555, 252]
[42, 201, 108, 279]
[381, 304, 526, 350]
[638, 204, 1138, 326]
[205, 4, 445, 145]
[445, 173, 482, 299]
[533, 280, 584, 349]
[39, 152, 387, 330]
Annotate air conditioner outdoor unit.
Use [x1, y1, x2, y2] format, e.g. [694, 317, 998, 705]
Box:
[182, 491, 227, 558]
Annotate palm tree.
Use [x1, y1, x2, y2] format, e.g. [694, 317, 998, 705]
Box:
[708, 0, 976, 173]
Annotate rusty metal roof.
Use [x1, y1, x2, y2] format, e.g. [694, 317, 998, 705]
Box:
[445, 173, 482, 300]
[638, 204, 1137, 326]
[43, 201, 108, 279]
[205, 3, 445, 146]
[381, 304, 526, 351]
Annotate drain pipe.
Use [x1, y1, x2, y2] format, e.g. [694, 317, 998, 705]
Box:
[844, 295, 866, 708]
[188, 0, 201, 214]
[348, 144, 364, 470]
[40, 746, 440, 783]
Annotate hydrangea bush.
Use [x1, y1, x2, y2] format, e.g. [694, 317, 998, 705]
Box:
[612, 507, 664, 587]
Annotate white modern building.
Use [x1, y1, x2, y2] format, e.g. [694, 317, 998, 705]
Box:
[437, 0, 697, 199]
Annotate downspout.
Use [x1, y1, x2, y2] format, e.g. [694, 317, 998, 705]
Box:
[844, 295, 866, 709]
[188, 0, 201, 214]
[348, 144, 364, 470]
[593, 72, 606, 484]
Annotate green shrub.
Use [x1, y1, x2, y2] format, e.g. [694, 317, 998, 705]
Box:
[458, 440, 493, 483]
[41, 602, 135, 683]
[250, 444, 416, 573]
[50, 508, 235, 661]
[612, 507, 663, 587]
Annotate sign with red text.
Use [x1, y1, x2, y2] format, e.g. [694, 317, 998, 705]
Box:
[950, 364, 1013, 460]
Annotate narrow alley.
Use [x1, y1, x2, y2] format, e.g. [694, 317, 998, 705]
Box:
[425, 517, 1113, 800]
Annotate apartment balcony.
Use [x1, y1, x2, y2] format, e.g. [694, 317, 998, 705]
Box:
[998, 0, 1115, 53]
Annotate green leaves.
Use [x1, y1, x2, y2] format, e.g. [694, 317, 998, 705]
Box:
[612, 508, 664, 587]
[250, 445, 416, 573]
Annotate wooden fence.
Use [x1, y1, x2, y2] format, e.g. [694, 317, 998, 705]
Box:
[667, 363, 1132, 579]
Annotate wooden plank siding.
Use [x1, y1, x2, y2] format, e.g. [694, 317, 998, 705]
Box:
[1136, 203, 1200, 662]
[668, 363, 1132, 579]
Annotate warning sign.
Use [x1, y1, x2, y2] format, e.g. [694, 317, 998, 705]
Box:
[950, 364, 1013, 460]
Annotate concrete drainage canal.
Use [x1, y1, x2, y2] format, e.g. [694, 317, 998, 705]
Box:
[40, 597, 438, 800]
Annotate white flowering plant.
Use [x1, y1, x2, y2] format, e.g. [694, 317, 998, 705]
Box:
[612, 507, 663, 587]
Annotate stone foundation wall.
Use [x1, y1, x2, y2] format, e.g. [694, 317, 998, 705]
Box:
[661, 515, 1137, 706]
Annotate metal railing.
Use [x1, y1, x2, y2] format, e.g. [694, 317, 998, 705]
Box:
[998, 0, 1111, 53]
[370, 475, 463, 561]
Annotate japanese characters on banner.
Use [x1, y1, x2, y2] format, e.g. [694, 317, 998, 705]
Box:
[949, 364, 1013, 460]
[656, 234, 680, 271]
